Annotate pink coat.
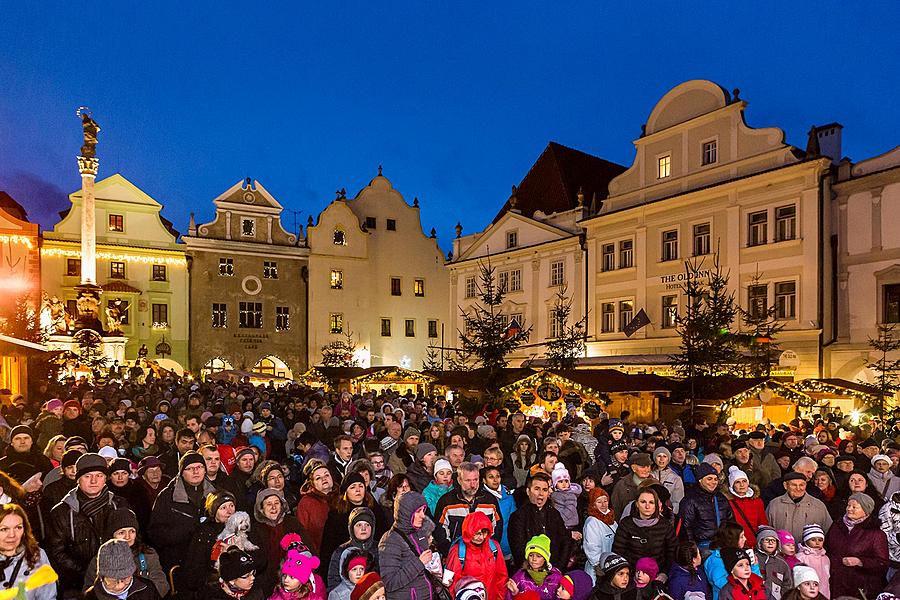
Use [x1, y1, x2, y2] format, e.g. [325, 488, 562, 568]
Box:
[506, 567, 563, 600]
[268, 574, 326, 600]
[796, 545, 830, 600]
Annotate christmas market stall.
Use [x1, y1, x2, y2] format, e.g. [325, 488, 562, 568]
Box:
[298, 367, 369, 391]
[350, 367, 436, 396]
[431, 368, 536, 407]
[716, 378, 814, 427]
[0, 334, 48, 399]
[208, 369, 294, 387]
[501, 369, 675, 423]
[791, 378, 878, 419]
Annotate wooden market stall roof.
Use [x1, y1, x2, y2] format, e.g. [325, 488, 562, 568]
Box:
[0, 334, 48, 354]
[431, 368, 537, 391]
[792, 378, 879, 400]
[548, 369, 676, 393]
[208, 369, 293, 385]
[301, 366, 436, 386]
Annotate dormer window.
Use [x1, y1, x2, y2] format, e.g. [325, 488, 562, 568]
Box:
[657, 154, 671, 179]
[333, 228, 346, 245]
[506, 230, 518, 249]
[702, 140, 718, 165]
[241, 218, 255, 237]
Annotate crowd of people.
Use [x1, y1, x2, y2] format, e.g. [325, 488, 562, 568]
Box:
[0, 375, 899, 600]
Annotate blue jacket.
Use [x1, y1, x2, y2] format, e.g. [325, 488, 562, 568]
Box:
[667, 563, 711, 600]
[703, 549, 761, 600]
[485, 484, 515, 557]
[671, 461, 697, 486]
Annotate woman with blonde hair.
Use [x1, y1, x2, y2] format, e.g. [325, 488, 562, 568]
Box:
[42, 436, 66, 467]
[0, 503, 55, 600]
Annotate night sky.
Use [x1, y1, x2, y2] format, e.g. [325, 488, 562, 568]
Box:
[2, 3, 898, 251]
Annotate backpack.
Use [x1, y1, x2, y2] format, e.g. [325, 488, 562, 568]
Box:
[456, 538, 498, 571]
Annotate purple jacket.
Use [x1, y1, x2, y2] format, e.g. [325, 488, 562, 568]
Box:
[825, 514, 889, 600]
[506, 567, 563, 600]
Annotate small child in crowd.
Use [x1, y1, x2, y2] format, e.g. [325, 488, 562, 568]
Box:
[592, 553, 636, 600]
[718, 549, 766, 600]
[795, 524, 829, 600]
[754, 526, 793, 600]
[507, 535, 563, 600]
[328, 550, 368, 600]
[634, 557, 665, 600]
[556, 571, 593, 600]
[423, 459, 454, 515]
[777, 531, 800, 570]
[551, 464, 583, 541]
[270, 549, 325, 600]
[782, 567, 826, 600]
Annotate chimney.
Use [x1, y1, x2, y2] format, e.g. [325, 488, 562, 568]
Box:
[815, 123, 843, 162]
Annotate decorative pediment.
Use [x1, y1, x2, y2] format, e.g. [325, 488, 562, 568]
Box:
[457, 211, 574, 262]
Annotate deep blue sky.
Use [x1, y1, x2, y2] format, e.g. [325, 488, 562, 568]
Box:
[3, 3, 899, 251]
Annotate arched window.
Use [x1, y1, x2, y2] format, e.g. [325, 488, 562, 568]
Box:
[333, 227, 347, 245]
[201, 357, 232, 378]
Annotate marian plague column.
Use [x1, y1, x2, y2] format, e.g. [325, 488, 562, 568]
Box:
[74, 108, 103, 332]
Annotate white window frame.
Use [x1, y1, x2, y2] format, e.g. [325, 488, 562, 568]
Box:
[657, 153, 672, 179]
[618, 299, 634, 332]
[775, 280, 797, 320]
[601, 302, 616, 333]
[748, 210, 768, 247]
[662, 229, 679, 262]
[601, 243, 615, 272]
[506, 230, 518, 249]
[619, 239, 634, 269]
[662, 294, 678, 329]
[550, 260, 565, 287]
[775, 204, 797, 242]
[692, 222, 711, 257]
[464, 275, 476, 299]
[701, 137, 718, 166]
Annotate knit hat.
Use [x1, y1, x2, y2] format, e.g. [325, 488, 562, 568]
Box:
[777, 530, 795, 548]
[179, 451, 205, 473]
[635, 557, 659, 580]
[281, 548, 319, 582]
[234, 446, 256, 464]
[599, 552, 629, 577]
[65, 436, 88, 450]
[653, 447, 671, 461]
[63, 400, 82, 414]
[728, 465, 749, 488]
[849, 492, 876, 515]
[219, 547, 257, 582]
[347, 555, 368, 573]
[802, 523, 825, 543]
[76, 453, 108, 479]
[756, 525, 778, 547]
[525, 534, 551, 564]
[608, 419, 624, 432]
[340, 472, 367, 494]
[351, 573, 384, 600]
[610, 442, 628, 456]
[694, 463, 718, 480]
[454, 576, 486, 600]
[721, 548, 750, 575]
[61, 449, 83, 469]
[433, 459, 452, 476]
[137, 456, 162, 476]
[97, 539, 136, 580]
[703, 453, 724, 467]
[9, 425, 32, 441]
[348, 507, 375, 534]
[552, 463, 571, 487]
[793, 565, 819, 586]
[109, 458, 131, 475]
[44, 399, 63, 412]
[98, 446, 118, 460]
[105, 508, 139, 538]
[558, 576, 575, 598]
[872, 453, 892, 467]
[252, 422, 267, 435]
[403, 426, 421, 441]
[240, 419, 253, 434]
[206, 490, 237, 518]
[415, 443, 437, 461]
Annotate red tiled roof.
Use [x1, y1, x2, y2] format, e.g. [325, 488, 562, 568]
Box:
[492, 142, 626, 223]
[102, 281, 142, 294]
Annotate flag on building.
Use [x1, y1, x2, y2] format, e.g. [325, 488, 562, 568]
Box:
[622, 309, 651, 337]
[504, 318, 521, 339]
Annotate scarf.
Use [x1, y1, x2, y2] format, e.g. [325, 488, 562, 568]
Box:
[77, 488, 110, 520]
[821, 484, 836, 502]
[843, 514, 866, 532]
[527, 568, 548, 585]
[633, 516, 660, 527]
[729, 485, 754, 498]
[101, 580, 132, 600]
[587, 488, 616, 525]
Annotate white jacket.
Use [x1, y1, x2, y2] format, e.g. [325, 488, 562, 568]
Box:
[583, 516, 617, 584]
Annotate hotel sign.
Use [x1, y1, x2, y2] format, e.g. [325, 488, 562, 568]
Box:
[660, 269, 712, 290]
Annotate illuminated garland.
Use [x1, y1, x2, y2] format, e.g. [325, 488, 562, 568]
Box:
[500, 370, 611, 407]
[719, 380, 814, 411]
[41, 247, 187, 266]
[792, 379, 877, 401]
[0, 235, 35, 249]
[353, 367, 436, 385]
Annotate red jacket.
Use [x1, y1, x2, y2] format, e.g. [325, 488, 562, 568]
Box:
[728, 494, 768, 547]
[445, 511, 509, 600]
[295, 487, 333, 555]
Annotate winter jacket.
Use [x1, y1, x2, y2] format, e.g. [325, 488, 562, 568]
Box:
[0, 547, 55, 600]
[319, 502, 388, 584]
[748, 448, 781, 489]
[667, 564, 711, 600]
[583, 517, 617, 584]
[84, 574, 160, 600]
[507, 501, 573, 569]
[590, 579, 638, 600]
[377, 491, 434, 600]
[423, 481, 452, 515]
[506, 567, 563, 600]
[406, 461, 434, 494]
[183, 518, 225, 598]
[611, 474, 648, 517]
[825, 513, 890, 600]
[147, 475, 216, 572]
[295, 486, 334, 555]
[206, 581, 264, 600]
[249, 514, 304, 596]
[703, 549, 760, 600]
[764, 493, 832, 543]
[869, 467, 895, 498]
[678, 486, 734, 547]
[880, 494, 900, 567]
[796, 544, 830, 599]
[46, 486, 129, 592]
[327, 548, 357, 600]
[0, 448, 53, 481]
[445, 511, 508, 600]
[84, 545, 169, 598]
[652, 467, 686, 513]
[326, 509, 380, 590]
[612, 515, 677, 574]
[33, 412, 62, 450]
[724, 487, 767, 548]
[433, 484, 502, 555]
[752, 551, 791, 600]
[484, 484, 516, 558]
[718, 574, 766, 600]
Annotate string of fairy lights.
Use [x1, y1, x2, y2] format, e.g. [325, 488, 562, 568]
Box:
[40, 246, 187, 266]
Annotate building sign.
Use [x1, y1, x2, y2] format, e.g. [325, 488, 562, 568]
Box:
[536, 383, 562, 402]
[233, 332, 269, 350]
[779, 350, 800, 368]
[660, 269, 712, 290]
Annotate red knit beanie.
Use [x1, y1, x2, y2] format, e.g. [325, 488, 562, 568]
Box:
[351, 573, 383, 600]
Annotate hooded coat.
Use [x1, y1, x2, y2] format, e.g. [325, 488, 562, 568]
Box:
[444, 511, 508, 600]
[723, 484, 767, 548]
[377, 491, 434, 600]
[326, 507, 380, 590]
[825, 513, 889, 600]
[295, 482, 335, 555]
[667, 563, 712, 600]
[249, 489, 304, 596]
[327, 547, 360, 600]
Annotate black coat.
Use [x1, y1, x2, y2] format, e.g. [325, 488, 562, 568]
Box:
[147, 476, 217, 572]
[182, 519, 225, 599]
[46, 487, 130, 592]
[678, 486, 734, 546]
[318, 502, 389, 582]
[612, 515, 677, 573]
[507, 501, 573, 568]
[85, 574, 159, 600]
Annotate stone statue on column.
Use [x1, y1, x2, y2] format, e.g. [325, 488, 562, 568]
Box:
[80, 111, 100, 158]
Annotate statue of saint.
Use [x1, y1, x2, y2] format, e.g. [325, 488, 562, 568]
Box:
[79, 111, 100, 158]
[105, 302, 123, 335]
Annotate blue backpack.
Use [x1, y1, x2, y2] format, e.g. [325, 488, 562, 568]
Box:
[456, 538, 499, 570]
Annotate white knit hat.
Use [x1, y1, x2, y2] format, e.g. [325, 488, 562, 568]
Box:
[793, 565, 819, 586]
[872, 453, 892, 467]
[728, 465, 749, 488]
[433, 459, 452, 476]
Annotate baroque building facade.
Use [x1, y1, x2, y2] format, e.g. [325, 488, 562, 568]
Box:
[307, 171, 448, 369]
[183, 179, 308, 378]
[0, 193, 41, 320]
[40, 174, 189, 371]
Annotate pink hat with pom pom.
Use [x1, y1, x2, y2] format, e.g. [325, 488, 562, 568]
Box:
[281, 549, 319, 582]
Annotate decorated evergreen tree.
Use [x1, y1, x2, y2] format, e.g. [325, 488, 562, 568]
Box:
[865, 324, 900, 420]
[458, 260, 531, 395]
[321, 330, 359, 367]
[422, 340, 442, 372]
[544, 286, 586, 370]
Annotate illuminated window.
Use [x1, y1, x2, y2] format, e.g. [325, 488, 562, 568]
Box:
[330, 270, 343, 289]
[775, 205, 796, 241]
[550, 261, 564, 287]
[405, 319, 415, 337]
[110, 261, 125, 279]
[662, 295, 677, 328]
[775, 281, 796, 319]
[381, 319, 392, 336]
[414, 279, 425, 297]
[428, 320, 438, 338]
[506, 230, 518, 249]
[702, 140, 718, 165]
[275, 306, 290, 331]
[152, 303, 168, 326]
[662, 230, 678, 261]
[657, 155, 671, 179]
[219, 258, 234, 276]
[152, 264, 167, 281]
[333, 228, 346, 245]
[108, 214, 124, 232]
[464, 276, 476, 299]
[601, 303, 615, 333]
[391, 277, 402, 296]
[618, 300, 634, 331]
[66, 258, 81, 276]
[619, 240, 634, 268]
[693, 223, 710, 256]
[212, 303, 227, 328]
[329, 313, 343, 334]
[602, 244, 615, 272]
[239, 302, 262, 328]
[748, 211, 768, 246]
[263, 261, 278, 279]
